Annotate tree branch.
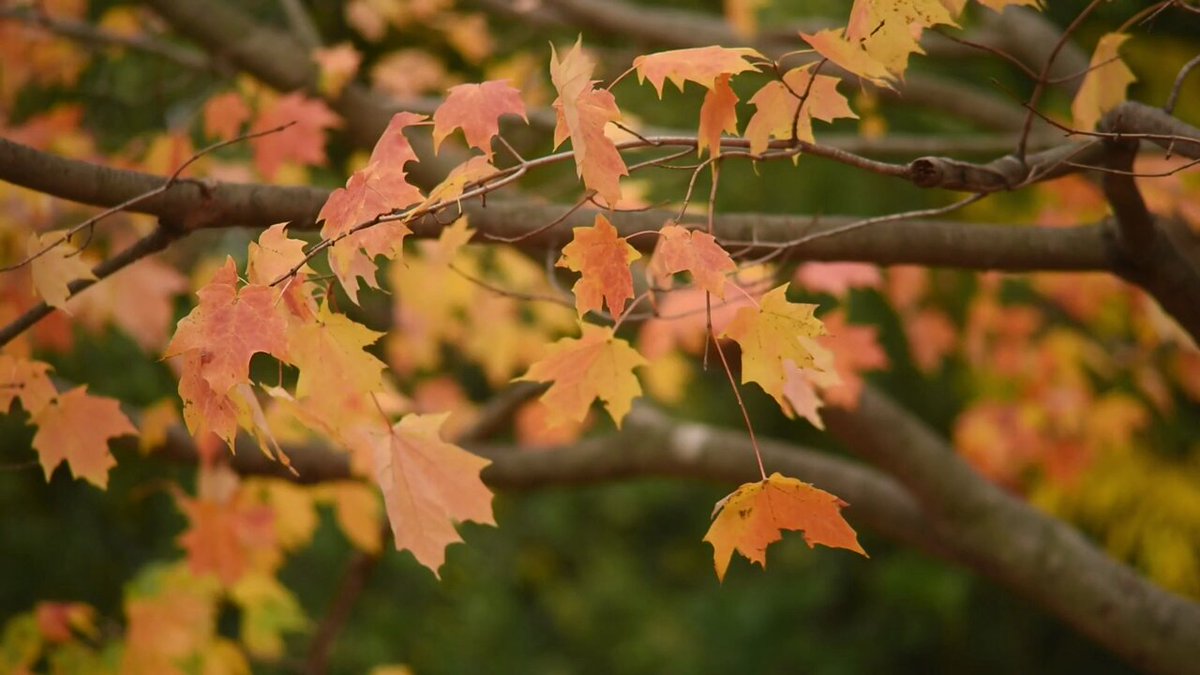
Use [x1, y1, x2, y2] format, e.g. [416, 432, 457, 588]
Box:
[822, 387, 1200, 675]
[0, 137, 1115, 273]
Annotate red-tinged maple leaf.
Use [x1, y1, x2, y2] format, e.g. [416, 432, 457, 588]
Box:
[793, 261, 881, 296]
[252, 92, 340, 180]
[0, 354, 56, 415]
[818, 311, 889, 408]
[320, 112, 426, 303]
[203, 91, 251, 140]
[905, 307, 957, 373]
[557, 214, 641, 317]
[314, 42, 362, 97]
[1072, 33, 1136, 132]
[164, 257, 290, 395]
[367, 413, 495, 576]
[550, 39, 628, 207]
[649, 223, 736, 297]
[704, 472, 866, 581]
[432, 80, 527, 158]
[721, 284, 825, 410]
[177, 465, 276, 587]
[517, 323, 647, 428]
[27, 231, 96, 310]
[699, 74, 740, 157]
[31, 385, 136, 489]
[632, 45, 761, 96]
[743, 64, 857, 154]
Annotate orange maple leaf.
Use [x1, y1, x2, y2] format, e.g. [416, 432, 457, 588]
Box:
[432, 80, 527, 158]
[632, 45, 761, 96]
[202, 91, 251, 140]
[368, 413, 495, 576]
[744, 64, 857, 154]
[699, 73, 741, 157]
[320, 112, 425, 302]
[252, 92, 340, 180]
[704, 472, 866, 581]
[550, 39, 628, 207]
[177, 465, 276, 587]
[518, 323, 647, 428]
[649, 223, 736, 297]
[164, 257, 290, 395]
[31, 385, 136, 489]
[557, 214, 641, 317]
[721, 284, 826, 411]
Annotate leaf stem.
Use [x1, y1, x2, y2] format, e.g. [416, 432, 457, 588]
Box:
[712, 337, 767, 481]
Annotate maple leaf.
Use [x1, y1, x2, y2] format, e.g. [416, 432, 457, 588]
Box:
[801, 0, 957, 86]
[817, 310, 889, 408]
[252, 92, 340, 180]
[632, 46, 761, 96]
[202, 91, 250, 140]
[720, 284, 826, 411]
[743, 64, 857, 155]
[0, 354, 56, 415]
[1072, 33, 1136, 132]
[246, 223, 316, 320]
[164, 257, 290, 396]
[289, 303, 388, 418]
[314, 42, 362, 97]
[320, 112, 425, 303]
[177, 465, 276, 587]
[793, 261, 881, 296]
[368, 413, 495, 576]
[28, 231, 95, 310]
[432, 80, 527, 158]
[68, 248, 188, 353]
[704, 472, 866, 581]
[557, 214, 641, 317]
[517, 323, 647, 428]
[725, 0, 767, 37]
[31, 386, 136, 489]
[649, 223, 736, 297]
[550, 39, 629, 207]
[698, 74, 741, 157]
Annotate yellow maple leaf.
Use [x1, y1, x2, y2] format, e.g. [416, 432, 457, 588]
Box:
[1072, 33, 1136, 132]
[27, 231, 96, 310]
[720, 284, 825, 412]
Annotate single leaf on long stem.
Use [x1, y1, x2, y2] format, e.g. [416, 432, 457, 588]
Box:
[704, 472, 866, 582]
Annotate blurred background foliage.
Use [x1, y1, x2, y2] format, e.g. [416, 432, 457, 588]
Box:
[3, 0, 1200, 673]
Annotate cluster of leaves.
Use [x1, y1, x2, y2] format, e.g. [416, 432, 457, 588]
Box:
[2, 0, 1200, 671]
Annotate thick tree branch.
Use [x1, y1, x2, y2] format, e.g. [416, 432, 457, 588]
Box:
[152, 406, 941, 559]
[0, 137, 1115, 274]
[822, 387, 1200, 675]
